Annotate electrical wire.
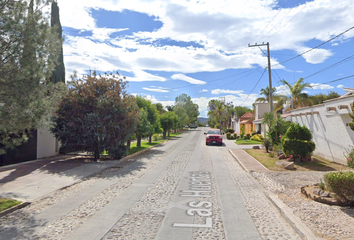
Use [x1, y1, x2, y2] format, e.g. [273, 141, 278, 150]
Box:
[240, 68, 267, 106]
[304, 53, 354, 80]
[320, 74, 354, 84]
[273, 25, 354, 67]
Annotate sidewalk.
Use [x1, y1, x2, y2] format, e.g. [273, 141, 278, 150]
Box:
[229, 149, 271, 173]
[0, 155, 121, 202]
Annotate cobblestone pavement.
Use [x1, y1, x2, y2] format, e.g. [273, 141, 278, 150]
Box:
[254, 172, 354, 239]
[0, 129, 305, 240]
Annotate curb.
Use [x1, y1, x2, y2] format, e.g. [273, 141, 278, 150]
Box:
[0, 202, 31, 218]
[228, 149, 250, 173]
[228, 149, 320, 240]
[266, 193, 321, 240]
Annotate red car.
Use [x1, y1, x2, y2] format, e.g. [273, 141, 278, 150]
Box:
[205, 129, 223, 146]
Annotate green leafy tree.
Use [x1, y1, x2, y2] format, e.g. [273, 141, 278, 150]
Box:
[135, 96, 161, 146]
[51, 72, 140, 160]
[160, 112, 176, 139]
[155, 103, 166, 114]
[309, 91, 341, 106]
[49, 0, 65, 83]
[234, 106, 252, 118]
[0, 0, 65, 155]
[174, 93, 199, 125]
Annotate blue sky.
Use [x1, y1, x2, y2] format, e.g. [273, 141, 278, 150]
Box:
[57, 0, 354, 117]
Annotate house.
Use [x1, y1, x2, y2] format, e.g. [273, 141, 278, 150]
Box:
[290, 87, 354, 164]
[233, 112, 254, 135]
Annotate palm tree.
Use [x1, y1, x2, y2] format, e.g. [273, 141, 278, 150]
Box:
[208, 100, 224, 131]
[280, 78, 312, 109]
[256, 86, 287, 112]
[255, 86, 275, 103]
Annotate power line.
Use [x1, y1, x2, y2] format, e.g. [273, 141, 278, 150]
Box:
[240, 69, 267, 106]
[320, 74, 354, 84]
[273, 25, 354, 67]
[304, 53, 354, 80]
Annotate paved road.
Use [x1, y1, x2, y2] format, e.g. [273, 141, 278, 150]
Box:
[0, 128, 302, 240]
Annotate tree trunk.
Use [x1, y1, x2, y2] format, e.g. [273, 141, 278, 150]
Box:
[127, 140, 131, 150]
[168, 131, 170, 137]
[137, 135, 142, 147]
[149, 135, 152, 143]
[163, 131, 166, 139]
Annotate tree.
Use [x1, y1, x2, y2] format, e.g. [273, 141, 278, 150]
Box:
[280, 78, 312, 109]
[174, 93, 199, 125]
[208, 100, 224, 132]
[51, 72, 140, 160]
[135, 96, 161, 146]
[255, 86, 276, 103]
[49, 0, 65, 83]
[160, 112, 176, 139]
[234, 106, 252, 118]
[309, 91, 340, 106]
[0, 0, 65, 155]
[155, 103, 166, 114]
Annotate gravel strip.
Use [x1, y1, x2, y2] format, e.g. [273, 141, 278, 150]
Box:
[224, 151, 302, 240]
[254, 172, 354, 239]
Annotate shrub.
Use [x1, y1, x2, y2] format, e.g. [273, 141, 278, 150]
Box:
[226, 132, 232, 139]
[324, 171, 354, 201]
[269, 153, 274, 157]
[226, 129, 235, 134]
[240, 133, 244, 139]
[263, 138, 271, 153]
[152, 134, 159, 141]
[215, 124, 220, 129]
[246, 133, 251, 139]
[232, 133, 237, 139]
[250, 134, 264, 142]
[344, 144, 354, 168]
[281, 123, 315, 158]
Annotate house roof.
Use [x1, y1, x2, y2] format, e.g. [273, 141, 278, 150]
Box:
[239, 112, 254, 120]
[240, 120, 251, 124]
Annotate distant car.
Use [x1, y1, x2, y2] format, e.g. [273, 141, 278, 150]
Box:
[190, 124, 197, 129]
[204, 129, 223, 146]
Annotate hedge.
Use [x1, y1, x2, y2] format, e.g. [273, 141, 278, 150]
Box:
[324, 171, 354, 201]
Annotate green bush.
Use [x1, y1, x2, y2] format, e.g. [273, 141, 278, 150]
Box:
[269, 153, 274, 157]
[226, 132, 232, 139]
[152, 134, 159, 141]
[215, 124, 220, 129]
[232, 133, 237, 139]
[250, 134, 264, 141]
[263, 138, 271, 153]
[344, 144, 354, 168]
[281, 123, 315, 158]
[324, 171, 354, 201]
[226, 129, 235, 133]
[240, 133, 244, 139]
[246, 133, 251, 139]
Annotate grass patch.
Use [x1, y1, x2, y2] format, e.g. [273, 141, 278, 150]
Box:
[235, 139, 262, 145]
[0, 198, 21, 212]
[127, 132, 183, 155]
[244, 149, 351, 171]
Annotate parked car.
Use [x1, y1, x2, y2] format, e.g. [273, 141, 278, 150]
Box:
[204, 129, 223, 146]
[190, 124, 197, 129]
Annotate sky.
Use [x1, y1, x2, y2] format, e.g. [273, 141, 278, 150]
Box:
[55, 0, 354, 117]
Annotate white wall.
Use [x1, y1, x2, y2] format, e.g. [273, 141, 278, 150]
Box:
[291, 96, 354, 164]
[37, 127, 59, 159]
[255, 103, 270, 120]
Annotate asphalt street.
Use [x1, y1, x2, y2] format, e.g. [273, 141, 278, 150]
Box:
[0, 128, 303, 240]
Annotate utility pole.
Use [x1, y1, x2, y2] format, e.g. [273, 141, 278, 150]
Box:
[248, 42, 273, 113]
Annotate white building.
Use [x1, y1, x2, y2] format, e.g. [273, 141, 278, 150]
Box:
[290, 88, 354, 164]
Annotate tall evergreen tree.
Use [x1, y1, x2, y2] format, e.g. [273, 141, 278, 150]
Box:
[50, 0, 65, 83]
[0, 0, 66, 155]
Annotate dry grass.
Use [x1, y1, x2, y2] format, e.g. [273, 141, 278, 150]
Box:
[245, 149, 351, 171]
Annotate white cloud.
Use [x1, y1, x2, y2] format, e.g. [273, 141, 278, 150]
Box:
[211, 89, 244, 95]
[127, 70, 166, 82]
[275, 85, 291, 95]
[142, 87, 169, 93]
[171, 74, 207, 85]
[200, 89, 209, 92]
[310, 83, 334, 90]
[297, 48, 333, 64]
[337, 84, 345, 89]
